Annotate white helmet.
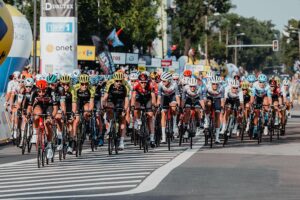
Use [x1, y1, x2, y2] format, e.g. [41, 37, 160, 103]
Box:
[161, 72, 172, 82]
[35, 74, 42, 81]
[142, 71, 150, 77]
[230, 79, 240, 87]
[129, 72, 138, 81]
[13, 71, 21, 78]
[24, 78, 34, 87]
[181, 77, 190, 85]
[206, 71, 213, 78]
[210, 76, 220, 84]
[72, 69, 81, 78]
[53, 72, 61, 80]
[41, 73, 48, 80]
[172, 73, 180, 79]
[283, 79, 290, 86]
[189, 78, 198, 86]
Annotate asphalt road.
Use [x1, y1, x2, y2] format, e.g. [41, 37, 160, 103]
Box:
[0, 107, 300, 200]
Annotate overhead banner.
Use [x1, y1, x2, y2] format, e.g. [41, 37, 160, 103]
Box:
[40, 0, 77, 74]
[41, 0, 75, 17]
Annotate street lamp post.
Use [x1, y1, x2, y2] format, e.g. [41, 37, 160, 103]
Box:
[33, 0, 37, 73]
[234, 32, 245, 67]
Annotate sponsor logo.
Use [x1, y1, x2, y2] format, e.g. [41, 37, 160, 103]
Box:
[83, 50, 93, 56]
[46, 22, 72, 33]
[44, 2, 74, 11]
[46, 44, 54, 53]
[46, 44, 73, 53]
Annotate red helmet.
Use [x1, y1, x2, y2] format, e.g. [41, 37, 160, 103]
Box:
[138, 74, 148, 81]
[269, 79, 277, 87]
[183, 70, 192, 77]
[36, 80, 48, 90]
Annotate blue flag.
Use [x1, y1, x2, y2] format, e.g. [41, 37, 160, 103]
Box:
[107, 28, 124, 47]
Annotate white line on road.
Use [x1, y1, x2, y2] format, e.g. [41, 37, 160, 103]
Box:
[9, 138, 205, 199]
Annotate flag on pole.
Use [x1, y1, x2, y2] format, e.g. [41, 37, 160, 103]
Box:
[107, 28, 124, 47]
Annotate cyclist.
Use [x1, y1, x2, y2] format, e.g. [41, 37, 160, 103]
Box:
[17, 78, 35, 147]
[90, 75, 104, 146]
[131, 73, 156, 147]
[269, 79, 283, 126]
[71, 74, 96, 154]
[220, 80, 244, 136]
[59, 74, 74, 153]
[102, 71, 130, 150]
[27, 80, 58, 159]
[250, 74, 272, 138]
[281, 79, 293, 119]
[247, 74, 257, 88]
[181, 78, 205, 138]
[240, 81, 252, 132]
[203, 76, 224, 144]
[157, 72, 180, 143]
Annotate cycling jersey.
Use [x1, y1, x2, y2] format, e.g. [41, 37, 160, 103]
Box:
[270, 87, 281, 102]
[158, 82, 180, 97]
[28, 88, 58, 114]
[204, 84, 225, 99]
[105, 79, 130, 105]
[224, 86, 243, 103]
[251, 82, 271, 98]
[182, 86, 203, 108]
[71, 84, 96, 104]
[6, 80, 19, 93]
[133, 81, 153, 103]
[281, 86, 292, 100]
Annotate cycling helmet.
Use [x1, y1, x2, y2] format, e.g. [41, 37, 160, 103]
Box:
[183, 70, 192, 77]
[181, 77, 190, 85]
[13, 71, 21, 78]
[24, 78, 34, 87]
[113, 71, 124, 81]
[283, 79, 290, 86]
[241, 81, 249, 89]
[274, 76, 281, 85]
[35, 74, 42, 81]
[36, 80, 48, 90]
[71, 77, 79, 85]
[72, 69, 81, 78]
[138, 73, 148, 81]
[150, 71, 159, 79]
[161, 72, 172, 82]
[210, 76, 220, 84]
[46, 74, 58, 84]
[98, 75, 105, 83]
[189, 78, 198, 87]
[60, 74, 71, 84]
[230, 79, 240, 87]
[206, 71, 213, 78]
[172, 73, 180, 79]
[53, 72, 61, 81]
[79, 74, 90, 83]
[129, 72, 138, 81]
[247, 74, 256, 83]
[89, 75, 99, 86]
[88, 70, 96, 76]
[258, 74, 267, 83]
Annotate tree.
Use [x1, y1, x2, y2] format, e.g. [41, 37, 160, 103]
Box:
[280, 18, 300, 73]
[168, 0, 232, 56]
[5, 0, 160, 53]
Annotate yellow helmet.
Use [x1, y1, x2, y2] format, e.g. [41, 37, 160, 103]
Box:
[79, 74, 89, 83]
[274, 76, 281, 85]
[113, 71, 124, 81]
[60, 74, 71, 84]
[241, 81, 249, 89]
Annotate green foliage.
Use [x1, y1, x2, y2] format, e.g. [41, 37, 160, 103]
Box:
[280, 19, 300, 71]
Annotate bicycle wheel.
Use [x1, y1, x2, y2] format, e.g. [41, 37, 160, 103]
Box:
[22, 123, 28, 155]
[178, 123, 184, 146]
[27, 124, 33, 153]
[189, 118, 196, 149]
[37, 146, 41, 168]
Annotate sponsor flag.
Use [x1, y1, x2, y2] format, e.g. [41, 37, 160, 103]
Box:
[107, 28, 124, 47]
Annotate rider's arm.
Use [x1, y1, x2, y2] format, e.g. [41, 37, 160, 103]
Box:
[151, 92, 156, 106]
[89, 86, 96, 111]
[156, 84, 162, 107]
[175, 84, 180, 106]
[124, 97, 129, 111]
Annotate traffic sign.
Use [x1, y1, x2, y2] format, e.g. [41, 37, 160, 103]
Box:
[272, 40, 279, 51]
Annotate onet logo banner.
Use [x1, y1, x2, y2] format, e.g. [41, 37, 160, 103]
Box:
[46, 22, 72, 33]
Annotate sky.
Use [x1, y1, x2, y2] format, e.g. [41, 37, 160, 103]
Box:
[231, 0, 300, 31]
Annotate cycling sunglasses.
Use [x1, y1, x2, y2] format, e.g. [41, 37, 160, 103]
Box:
[81, 83, 89, 86]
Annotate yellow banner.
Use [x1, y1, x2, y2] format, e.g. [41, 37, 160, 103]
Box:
[78, 45, 95, 61]
[31, 42, 96, 61]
